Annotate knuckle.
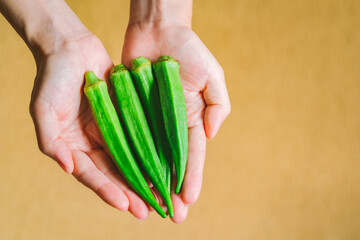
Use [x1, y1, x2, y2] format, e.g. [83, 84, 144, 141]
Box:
[95, 181, 111, 194]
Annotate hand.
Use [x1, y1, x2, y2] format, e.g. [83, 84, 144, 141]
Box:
[122, 23, 231, 222]
[30, 31, 158, 220]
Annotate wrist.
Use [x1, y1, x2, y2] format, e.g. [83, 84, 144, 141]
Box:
[25, 1, 90, 59]
[128, 0, 193, 29]
[28, 23, 91, 61]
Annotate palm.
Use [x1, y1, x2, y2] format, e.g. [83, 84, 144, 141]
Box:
[123, 26, 211, 129]
[122, 25, 228, 213]
[30, 35, 153, 220]
[31, 27, 229, 223]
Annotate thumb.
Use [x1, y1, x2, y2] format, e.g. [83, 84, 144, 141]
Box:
[203, 68, 231, 139]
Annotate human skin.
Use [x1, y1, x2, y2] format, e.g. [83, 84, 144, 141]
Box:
[123, 0, 231, 222]
[0, 0, 230, 223]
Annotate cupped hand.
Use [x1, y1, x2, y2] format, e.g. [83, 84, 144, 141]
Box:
[29, 32, 155, 220]
[122, 24, 231, 223]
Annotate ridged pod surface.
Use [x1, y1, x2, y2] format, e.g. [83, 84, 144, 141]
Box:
[130, 56, 172, 193]
[84, 71, 166, 218]
[153, 56, 188, 194]
[109, 65, 174, 217]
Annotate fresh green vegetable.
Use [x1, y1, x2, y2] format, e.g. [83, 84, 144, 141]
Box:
[153, 56, 188, 194]
[83, 71, 166, 218]
[109, 65, 174, 217]
[130, 56, 172, 193]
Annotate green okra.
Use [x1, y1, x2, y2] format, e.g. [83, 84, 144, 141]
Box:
[130, 56, 172, 193]
[153, 56, 188, 194]
[109, 65, 174, 218]
[83, 71, 166, 218]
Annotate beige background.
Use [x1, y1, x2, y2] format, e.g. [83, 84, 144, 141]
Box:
[1, 0, 360, 239]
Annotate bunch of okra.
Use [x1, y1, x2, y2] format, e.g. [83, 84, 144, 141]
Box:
[84, 56, 187, 218]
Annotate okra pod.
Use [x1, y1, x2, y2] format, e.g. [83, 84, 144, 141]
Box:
[153, 56, 188, 194]
[110, 65, 174, 217]
[84, 71, 166, 218]
[130, 56, 172, 193]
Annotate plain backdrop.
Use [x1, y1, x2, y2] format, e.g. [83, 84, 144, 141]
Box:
[0, 0, 359, 239]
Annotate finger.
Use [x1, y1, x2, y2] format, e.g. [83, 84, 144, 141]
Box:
[203, 69, 231, 139]
[149, 187, 169, 215]
[30, 100, 74, 173]
[84, 120, 105, 149]
[72, 150, 129, 211]
[181, 124, 206, 205]
[144, 188, 168, 212]
[171, 193, 188, 223]
[124, 190, 150, 220]
[145, 200, 155, 212]
[88, 150, 150, 220]
[171, 172, 189, 223]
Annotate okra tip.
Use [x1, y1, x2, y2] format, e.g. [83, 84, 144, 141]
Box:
[153, 205, 167, 218]
[175, 182, 183, 195]
[84, 71, 100, 87]
[110, 64, 128, 76]
[131, 56, 151, 71]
